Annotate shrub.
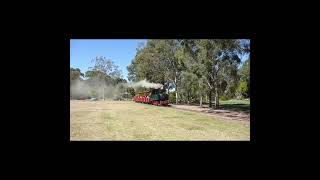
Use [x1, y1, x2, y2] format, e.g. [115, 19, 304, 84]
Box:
[169, 91, 176, 103]
[219, 96, 229, 101]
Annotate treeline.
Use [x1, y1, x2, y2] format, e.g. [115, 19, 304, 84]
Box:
[70, 57, 134, 100]
[127, 39, 250, 108]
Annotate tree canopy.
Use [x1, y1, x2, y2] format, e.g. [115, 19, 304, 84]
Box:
[70, 39, 250, 108]
[127, 39, 250, 108]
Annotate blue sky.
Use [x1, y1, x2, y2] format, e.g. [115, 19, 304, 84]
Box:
[70, 39, 249, 81]
[70, 39, 147, 81]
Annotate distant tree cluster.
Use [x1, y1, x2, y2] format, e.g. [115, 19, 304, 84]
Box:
[70, 57, 134, 100]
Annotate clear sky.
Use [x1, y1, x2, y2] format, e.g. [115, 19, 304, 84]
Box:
[70, 39, 147, 81]
[70, 39, 249, 81]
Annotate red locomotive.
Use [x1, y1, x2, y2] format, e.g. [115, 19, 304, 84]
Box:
[133, 88, 169, 106]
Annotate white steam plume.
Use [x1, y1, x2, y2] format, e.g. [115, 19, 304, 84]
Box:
[128, 79, 163, 89]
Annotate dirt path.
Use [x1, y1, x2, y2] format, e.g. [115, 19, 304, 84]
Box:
[169, 104, 250, 121]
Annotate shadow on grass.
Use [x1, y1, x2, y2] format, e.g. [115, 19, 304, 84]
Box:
[220, 103, 250, 113]
[169, 101, 250, 113]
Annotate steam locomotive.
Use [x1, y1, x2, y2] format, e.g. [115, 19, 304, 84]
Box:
[133, 88, 169, 106]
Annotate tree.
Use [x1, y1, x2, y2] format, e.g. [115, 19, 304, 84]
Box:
[127, 40, 184, 105]
[240, 58, 250, 84]
[127, 87, 135, 97]
[177, 39, 209, 107]
[197, 39, 242, 109]
[112, 77, 127, 85]
[180, 71, 198, 104]
[91, 56, 122, 79]
[127, 40, 164, 83]
[156, 40, 185, 104]
[85, 56, 123, 100]
[237, 81, 248, 98]
[237, 58, 250, 98]
[127, 61, 137, 82]
[70, 68, 84, 98]
[126, 39, 249, 107]
[70, 68, 84, 81]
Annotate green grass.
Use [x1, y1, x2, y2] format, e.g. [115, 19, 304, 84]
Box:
[220, 99, 250, 105]
[220, 99, 250, 113]
[70, 100, 250, 141]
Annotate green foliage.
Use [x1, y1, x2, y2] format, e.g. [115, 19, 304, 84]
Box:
[70, 68, 83, 81]
[169, 91, 176, 103]
[239, 58, 250, 82]
[194, 39, 243, 107]
[237, 81, 248, 98]
[70, 68, 84, 98]
[179, 71, 198, 103]
[219, 96, 229, 101]
[236, 58, 250, 99]
[127, 62, 137, 82]
[127, 39, 250, 107]
[112, 77, 127, 86]
[127, 87, 135, 97]
[90, 56, 122, 79]
[84, 57, 125, 89]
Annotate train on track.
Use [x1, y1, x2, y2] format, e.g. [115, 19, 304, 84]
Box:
[133, 88, 169, 106]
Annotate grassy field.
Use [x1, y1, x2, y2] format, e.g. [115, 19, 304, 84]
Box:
[220, 99, 250, 113]
[70, 100, 250, 141]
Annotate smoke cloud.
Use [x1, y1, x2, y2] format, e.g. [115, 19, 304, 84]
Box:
[70, 79, 127, 100]
[70, 79, 163, 100]
[127, 79, 163, 89]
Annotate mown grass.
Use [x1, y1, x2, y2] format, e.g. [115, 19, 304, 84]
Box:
[220, 99, 250, 113]
[70, 101, 250, 141]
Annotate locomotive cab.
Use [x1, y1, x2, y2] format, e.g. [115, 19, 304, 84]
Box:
[149, 88, 169, 106]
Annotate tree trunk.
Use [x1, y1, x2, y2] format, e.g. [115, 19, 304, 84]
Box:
[175, 76, 178, 104]
[103, 87, 105, 101]
[214, 85, 219, 109]
[217, 93, 219, 108]
[100, 87, 102, 100]
[187, 91, 190, 105]
[175, 90, 178, 104]
[206, 94, 208, 104]
[199, 81, 202, 107]
[209, 90, 212, 108]
[98, 88, 100, 100]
